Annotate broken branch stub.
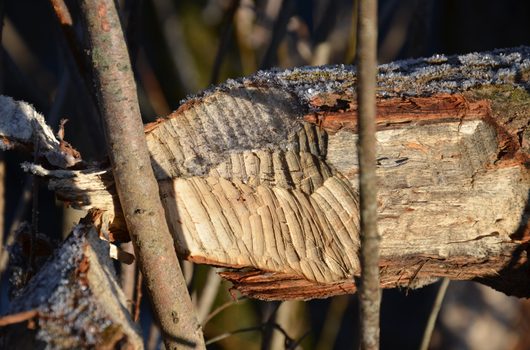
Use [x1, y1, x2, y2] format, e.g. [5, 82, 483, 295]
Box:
[20, 47, 530, 300]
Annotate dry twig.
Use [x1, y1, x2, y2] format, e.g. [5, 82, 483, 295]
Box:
[202, 297, 246, 326]
[0, 310, 38, 327]
[119, 241, 136, 314]
[196, 267, 222, 324]
[355, 0, 381, 349]
[419, 278, 450, 350]
[134, 271, 143, 323]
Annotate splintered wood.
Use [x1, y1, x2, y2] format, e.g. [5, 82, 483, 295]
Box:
[15, 47, 530, 300]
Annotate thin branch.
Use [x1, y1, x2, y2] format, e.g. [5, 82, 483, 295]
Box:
[232, 0, 258, 75]
[78, 1, 205, 348]
[0, 310, 38, 327]
[355, 0, 381, 349]
[133, 270, 143, 322]
[270, 301, 306, 350]
[48, 0, 98, 108]
[261, 301, 281, 350]
[0, 176, 31, 276]
[49, 0, 105, 151]
[288, 330, 311, 350]
[0, 0, 5, 261]
[202, 297, 246, 326]
[205, 322, 296, 347]
[206, 325, 264, 346]
[136, 48, 171, 117]
[119, 241, 136, 314]
[345, 0, 359, 64]
[49, 0, 73, 29]
[419, 278, 450, 350]
[196, 267, 222, 324]
[147, 321, 161, 350]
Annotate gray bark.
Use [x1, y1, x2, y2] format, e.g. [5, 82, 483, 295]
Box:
[78, 0, 205, 348]
[355, 0, 381, 348]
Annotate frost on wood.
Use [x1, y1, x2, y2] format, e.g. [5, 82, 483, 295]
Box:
[0, 221, 142, 349]
[0, 96, 80, 168]
[13, 47, 530, 300]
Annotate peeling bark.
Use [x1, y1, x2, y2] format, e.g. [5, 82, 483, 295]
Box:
[3, 47, 530, 300]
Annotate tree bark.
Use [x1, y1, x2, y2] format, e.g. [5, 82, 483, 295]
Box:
[355, 0, 381, 349]
[4, 47, 530, 301]
[78, 1, 205, 348]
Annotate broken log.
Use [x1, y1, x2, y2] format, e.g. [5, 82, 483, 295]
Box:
[6, 47, 530, 300]
[0, 218, 142, 349]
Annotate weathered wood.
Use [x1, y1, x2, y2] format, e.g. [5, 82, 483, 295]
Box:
[8, 47, 530, 300]
[0, 217, 142, 349]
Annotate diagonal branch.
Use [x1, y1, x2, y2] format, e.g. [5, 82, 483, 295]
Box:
[77, 1, 205, 348]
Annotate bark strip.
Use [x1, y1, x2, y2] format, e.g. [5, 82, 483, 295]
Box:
[78, 1, 205, 348]
[304, 94, 490, 133]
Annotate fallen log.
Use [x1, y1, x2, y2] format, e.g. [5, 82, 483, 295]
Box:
[5, 47, 530, 300]
[0, 218, 142, 348]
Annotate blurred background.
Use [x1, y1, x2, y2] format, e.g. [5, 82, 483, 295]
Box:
[1, 0, 530, 349]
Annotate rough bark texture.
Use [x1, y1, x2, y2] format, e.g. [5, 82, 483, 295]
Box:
[7, 47, 530, 301]
[355, 0, 381, 348]
[78, 1, 205, 348]
[0, 220, 142, 349]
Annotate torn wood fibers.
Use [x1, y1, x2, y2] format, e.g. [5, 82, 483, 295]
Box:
[10, 47, 530, 300]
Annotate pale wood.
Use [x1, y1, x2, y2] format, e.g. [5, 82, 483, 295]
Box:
[5, 47, 530, 300]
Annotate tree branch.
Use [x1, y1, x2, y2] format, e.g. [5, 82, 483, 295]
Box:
[78, 1, 204, 348]
[355, 0, 381, 349]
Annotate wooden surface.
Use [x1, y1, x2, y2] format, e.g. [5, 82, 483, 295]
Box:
[10, 47, 530, 300]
